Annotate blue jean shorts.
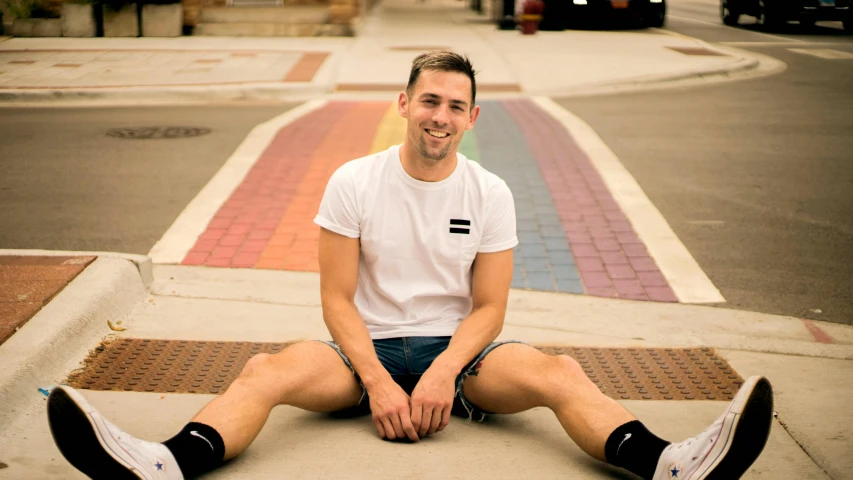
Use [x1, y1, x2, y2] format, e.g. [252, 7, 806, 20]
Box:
[319, 337, 526, 422]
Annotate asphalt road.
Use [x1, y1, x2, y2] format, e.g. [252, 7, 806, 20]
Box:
[0, 105, 293, 255]
[558, 0, 853, 324]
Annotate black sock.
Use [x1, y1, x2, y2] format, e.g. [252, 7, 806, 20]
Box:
[163, 422, 225, 479]
[604, 420, 670, 480]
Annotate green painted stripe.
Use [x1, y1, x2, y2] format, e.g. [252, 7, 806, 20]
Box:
[458, 128, 480, 164]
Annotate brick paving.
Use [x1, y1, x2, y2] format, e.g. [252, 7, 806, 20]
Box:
[0, 255, 96, 345]
[183, 99, 679, 302]
[0, 50, 329, 88]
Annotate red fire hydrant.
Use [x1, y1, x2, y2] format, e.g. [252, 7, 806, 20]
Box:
[519, 0, 545, 34]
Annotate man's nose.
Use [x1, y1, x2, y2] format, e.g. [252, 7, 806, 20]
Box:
[431, 105, 450, 126]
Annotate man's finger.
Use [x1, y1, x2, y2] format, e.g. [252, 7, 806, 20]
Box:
[438, 403, 452, 432]
[374, 417, 386, 439]
[419, 407, 433, 438]
[399, 410, 420, 442]
[428, 406, 443, 435]
[410, 402, 423, 433]
[390, 414, 407, 441]
[382, 417, 397, 440]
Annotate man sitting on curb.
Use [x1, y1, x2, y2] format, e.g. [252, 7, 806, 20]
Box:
[47, 51, 774, 480]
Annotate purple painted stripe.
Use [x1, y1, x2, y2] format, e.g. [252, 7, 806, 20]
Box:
[501, 98, 678, 303]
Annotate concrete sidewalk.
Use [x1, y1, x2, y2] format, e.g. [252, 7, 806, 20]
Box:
[0, 258, 851, 479]
[0, 0, 781, 105]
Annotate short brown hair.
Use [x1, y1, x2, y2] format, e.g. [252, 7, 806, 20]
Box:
[406, 51, 477, 105]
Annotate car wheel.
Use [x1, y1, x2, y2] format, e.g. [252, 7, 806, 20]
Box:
[758, 0, 785, 31]
[799, 17, 815, 29]
[844, 17, 853, 33]
[721, 0, 740, 26]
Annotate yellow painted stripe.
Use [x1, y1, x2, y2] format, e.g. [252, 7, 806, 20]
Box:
[369, 102, 407, 154]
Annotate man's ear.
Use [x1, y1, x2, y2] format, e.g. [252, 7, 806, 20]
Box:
[398, 91, 409, 118]
[466, 104, 481, 131]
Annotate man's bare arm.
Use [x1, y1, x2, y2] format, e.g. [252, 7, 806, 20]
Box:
[318, 227, 419, 441]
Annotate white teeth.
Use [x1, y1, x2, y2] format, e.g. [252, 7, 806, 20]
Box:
[427, 129, 449, 138]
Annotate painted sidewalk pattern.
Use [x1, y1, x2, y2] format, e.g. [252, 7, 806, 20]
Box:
[179, 99, 677, 302]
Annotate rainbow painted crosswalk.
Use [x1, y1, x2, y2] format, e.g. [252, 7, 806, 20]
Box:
[181, 99, 677, 302]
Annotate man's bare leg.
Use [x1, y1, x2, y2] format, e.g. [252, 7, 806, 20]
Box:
[461, 343, 634, 460]
[47, 341, 362, 479]
[461, 343, 774, 480]
[192, 341, 362, 459]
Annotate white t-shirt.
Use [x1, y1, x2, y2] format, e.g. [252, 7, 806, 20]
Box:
[314, 145, 518, 339]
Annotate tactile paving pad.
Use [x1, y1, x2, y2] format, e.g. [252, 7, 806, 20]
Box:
[66, 339, 743, 401]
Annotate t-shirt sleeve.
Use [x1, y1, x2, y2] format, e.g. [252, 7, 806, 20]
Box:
[478, 180, 518, 253]
[314, 165, 360, 238]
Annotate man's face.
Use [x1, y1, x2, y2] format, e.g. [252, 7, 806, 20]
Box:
[399, 70, 480, 163]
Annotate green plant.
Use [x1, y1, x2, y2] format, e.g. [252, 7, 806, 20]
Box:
[4, 0, 33, 18]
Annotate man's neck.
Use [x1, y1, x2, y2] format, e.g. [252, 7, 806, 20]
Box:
[399, 143, 458, 183]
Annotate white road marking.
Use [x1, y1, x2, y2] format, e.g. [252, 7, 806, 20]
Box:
[788, 48, 853, 59]
[532, 97, 725, 304]
[722, 41, 840, 46]
[148, 99, 328, 264]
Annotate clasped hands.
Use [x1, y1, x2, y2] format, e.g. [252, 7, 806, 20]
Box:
[367, 363, 457, 442]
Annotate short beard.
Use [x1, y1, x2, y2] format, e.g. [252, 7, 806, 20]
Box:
[416, 134, 452, 162]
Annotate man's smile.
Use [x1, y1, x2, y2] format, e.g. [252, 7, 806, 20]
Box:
[425, 129, 450, 139]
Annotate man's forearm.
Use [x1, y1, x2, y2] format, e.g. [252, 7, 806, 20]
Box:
[432, 305, 504, 375]
[323, 300, 392, 388]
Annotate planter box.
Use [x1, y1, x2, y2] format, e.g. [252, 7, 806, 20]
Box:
[142, 3, 182, 36]
[103, 3, 139, 37]
[62, 3, 96, 37]
[12, 18, 62, 36]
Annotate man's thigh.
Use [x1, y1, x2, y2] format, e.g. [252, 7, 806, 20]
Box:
[460, 342, 564, 416]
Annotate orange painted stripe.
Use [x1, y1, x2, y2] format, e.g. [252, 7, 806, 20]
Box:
[284, 52, 330, 82]
[256, 101, 390, 271]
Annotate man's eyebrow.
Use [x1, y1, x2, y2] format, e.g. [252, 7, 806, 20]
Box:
[418, 93, 469, 108]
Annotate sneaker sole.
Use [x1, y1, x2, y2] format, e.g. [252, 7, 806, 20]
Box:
[47, 386, 149, 480]
[696, 376, 774, 480]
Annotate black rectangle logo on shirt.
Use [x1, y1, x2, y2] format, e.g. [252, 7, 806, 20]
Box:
[449, 227, 470, 234]
[449, 219, 471, 226]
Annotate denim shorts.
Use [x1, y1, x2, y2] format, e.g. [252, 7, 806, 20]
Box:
[318, 337, 526, 422]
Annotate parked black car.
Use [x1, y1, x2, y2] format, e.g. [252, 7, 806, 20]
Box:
[564, 0, 667, 28]
[721, 0, 853, 31]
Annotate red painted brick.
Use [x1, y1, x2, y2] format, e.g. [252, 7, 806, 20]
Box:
[646, 286, 678, 302]
[210, 246, 239, 258]
[205, 257, 232, 267]
[594, 238, 621, 252]
[586, 287, 618, 298]
[629, 257, 658, 272]
[241, 240, 269, 253]
[257, 219, 281, 230]
[227, 224, 251, 235]
[575, 257, 604, 273]
[199, 229, 227, 241]
[637, 271, 668, 287]
[219, 234, 246, 247]
[605, 211, 626, 222]
[561, 222, 587, 232]
[616, 232, 642, 244]
[566, 232, 593, 244]
[231, 253, 260, 268]
[216, 208, 240, 219]
[248, 229, 274, 241]
[583, 216, 608, 227]
[606, 265, 636, 280]
[601, 252, 629, 265]
[582, 272, 613, 287]
[610, 221, 634, 233]
[208, 218, 231, 230]
[622, 244, 649, 257]
[192, 239, 218, 253]
[613, 278, 644, 295]
[588, 227, 615, 239]
[182, 252, 209, 265]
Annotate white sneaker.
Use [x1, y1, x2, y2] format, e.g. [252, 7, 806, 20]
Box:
[653, 375, 773, 480]
[47, 385, 184, 480]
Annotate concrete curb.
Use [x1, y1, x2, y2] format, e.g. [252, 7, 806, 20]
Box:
[0, 255, 147, 430]
[0, 248, 154, 288]
[0, 82, 332, 107]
